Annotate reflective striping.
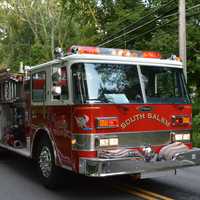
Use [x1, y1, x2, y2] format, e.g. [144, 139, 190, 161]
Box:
[72, 130, 190, 151]
[114, 183, 174, 200]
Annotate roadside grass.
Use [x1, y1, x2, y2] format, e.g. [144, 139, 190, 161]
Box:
[192, 126, 200, 147]
[193, 100, 200, 115]
[192, 101, 200, 147]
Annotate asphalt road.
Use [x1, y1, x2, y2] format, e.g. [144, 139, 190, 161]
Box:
[0, 149, 200, 200]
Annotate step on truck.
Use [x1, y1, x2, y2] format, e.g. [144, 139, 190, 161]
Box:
[0, 45, 200, 187]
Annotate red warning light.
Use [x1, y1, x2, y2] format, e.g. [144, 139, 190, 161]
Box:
[68, 46, 161, 59]
[143, 52, 161, 59]
[78, 46, 100, 54]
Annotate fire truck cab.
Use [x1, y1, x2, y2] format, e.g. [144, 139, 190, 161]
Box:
[0, 46, 200, 187]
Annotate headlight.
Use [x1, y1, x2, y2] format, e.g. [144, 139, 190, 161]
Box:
[183, 134, 191, 140]
[99, 139, 109, 147]
[109, 138, 119, 146]
[175, 133, 191, 141]
[98, 137, 119, 147]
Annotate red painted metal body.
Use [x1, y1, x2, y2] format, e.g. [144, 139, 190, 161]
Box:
[30, 102, 192, 172]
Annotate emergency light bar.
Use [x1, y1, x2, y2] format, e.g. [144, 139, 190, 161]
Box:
[68, 45, 161, 59]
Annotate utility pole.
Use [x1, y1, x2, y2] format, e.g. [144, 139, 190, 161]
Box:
[179, 0, 187, 82]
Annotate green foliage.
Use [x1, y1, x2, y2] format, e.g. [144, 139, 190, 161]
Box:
[0, 0, 200, 108]
[192, 112, 200, 147]
[192, 98, 200, 147]
[96, 0, 146, 48]
[0, 0, 200, 147]
[0, 0, 101, 70]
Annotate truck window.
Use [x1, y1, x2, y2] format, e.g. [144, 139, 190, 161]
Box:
[72, 63, 142, 104]
[32, 71, 46, 102]
[140, 66, 190, 104]
[51, 66, 68, 100]
[24, 79, 31, 92]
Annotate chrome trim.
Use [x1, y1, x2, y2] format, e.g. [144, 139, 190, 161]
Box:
[79, 148, 200, 177]
[138, 106, 153, 112]
[73, 133, 96, 151]
[61, 164, 72, 171]
[141, 170, 176, 179]
[137, 65, 147, 103]
[31, 62, 74, 106]
[39, 146, 52, 178]
[74, 129, 191, 135]
[72, 130, 191, 151]
[26, 136, 31, 152]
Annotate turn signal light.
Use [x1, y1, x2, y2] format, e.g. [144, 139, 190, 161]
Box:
[96, 117, 119, 129]
[78, 46, 99, 54]
[172, 115, 191, 126]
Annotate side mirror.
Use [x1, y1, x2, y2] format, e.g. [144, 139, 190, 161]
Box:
[52, 86, 61, 96]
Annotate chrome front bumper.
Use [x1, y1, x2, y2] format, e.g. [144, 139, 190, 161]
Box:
[79, 148, 200, 177]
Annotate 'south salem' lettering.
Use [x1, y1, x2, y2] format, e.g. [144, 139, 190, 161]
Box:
[121, 114, 145, 128]
[147, 113, 170, 127]
[121, 113, 170, 128]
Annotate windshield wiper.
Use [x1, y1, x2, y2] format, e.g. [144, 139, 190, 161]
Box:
[85, 97, 112, 103]
[85, 98, 102, 103]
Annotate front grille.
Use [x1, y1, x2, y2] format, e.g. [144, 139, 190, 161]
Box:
[97, 148, 142, 159]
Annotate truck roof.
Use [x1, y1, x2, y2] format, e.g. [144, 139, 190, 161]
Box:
[30, 53, 183, 71]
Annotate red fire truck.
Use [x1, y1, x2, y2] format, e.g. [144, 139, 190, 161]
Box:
[0, 46, 200, 187]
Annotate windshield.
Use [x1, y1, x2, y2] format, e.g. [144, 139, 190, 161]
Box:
[140, 66, 189, 104]
[71, 63, 190, 104]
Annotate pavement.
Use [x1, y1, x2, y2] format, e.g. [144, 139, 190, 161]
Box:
[0, 149, 200, 200]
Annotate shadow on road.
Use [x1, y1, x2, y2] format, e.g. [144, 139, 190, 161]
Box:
[1, 149, 200, 200]
[0, 149, 125, 200]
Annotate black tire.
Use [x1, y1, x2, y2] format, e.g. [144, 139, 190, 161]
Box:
[0, 147, 7, 157]
[36, 137, 62, 189]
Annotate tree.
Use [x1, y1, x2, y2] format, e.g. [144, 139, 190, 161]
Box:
[0, 0, 100, 70]
[0, 0, 200, 98]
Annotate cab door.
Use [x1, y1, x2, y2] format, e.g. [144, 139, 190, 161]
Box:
[47, 63, 72, 166]
[31, 69, 48, 137]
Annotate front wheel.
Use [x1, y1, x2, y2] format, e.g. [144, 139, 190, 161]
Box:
[37, 138, 62, 189]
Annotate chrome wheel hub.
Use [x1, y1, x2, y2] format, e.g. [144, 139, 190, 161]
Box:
[39, 146, 52, 178]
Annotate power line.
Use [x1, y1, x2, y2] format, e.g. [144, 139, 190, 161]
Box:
[144, 3, 200, 22]
[113, 17, 178, 48]
[112, 7, 200, 49]
[97, 0, 177, 46]
[98, 2, 200, 48]
[97, 2, 177, 47]
[187, 10, 200, 19]
[102, 3, 200, 49]
[98, 6, 178, 48]
[187, 3, 200, 11]
[106, 6, 147, 28]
